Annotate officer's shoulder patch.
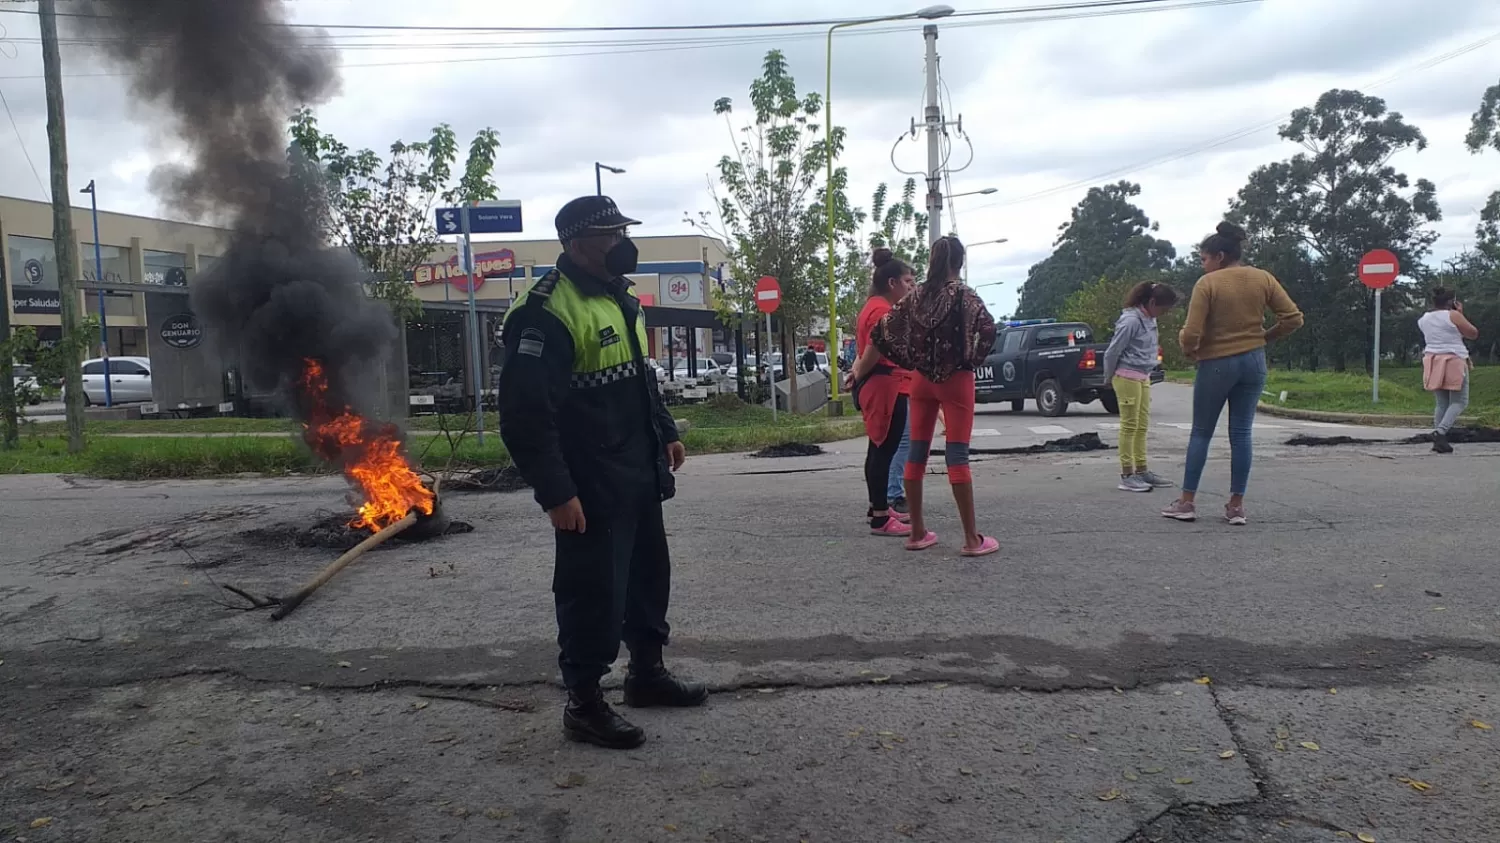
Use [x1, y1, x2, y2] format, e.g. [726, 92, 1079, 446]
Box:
[517, 327, 545, 357]
[530, 269, 562, 299]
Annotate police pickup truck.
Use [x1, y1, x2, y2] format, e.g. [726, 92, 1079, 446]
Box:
[974, 318, 1163, 417]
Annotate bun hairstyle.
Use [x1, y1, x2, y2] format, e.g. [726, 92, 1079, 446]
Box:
[922, 235, 966, 298]
[1432, 286, 1456, 309]
[869, 247, 913, 298]
[1124, 281, 1180, 309]
[1199, 221, 1248, 264]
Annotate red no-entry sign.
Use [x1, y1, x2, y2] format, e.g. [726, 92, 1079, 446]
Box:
[755, 276, 781, 314]
[1358, 249, 1400, 289]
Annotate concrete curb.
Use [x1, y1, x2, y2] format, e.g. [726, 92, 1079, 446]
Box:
[1256, 402, 1473, 428]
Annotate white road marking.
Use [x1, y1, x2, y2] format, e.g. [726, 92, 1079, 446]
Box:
[1097, 423, 1120, 430]
[1028, 425, 1073, 435]
[971, 428, 1003, 437]
[1159, 423, 1195, 430]
[1299, 422, 1350, 429]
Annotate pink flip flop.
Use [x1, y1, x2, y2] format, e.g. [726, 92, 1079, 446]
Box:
[961, 535, 1000, 558]
[871, 518, 912, 537]
[905, 531, 939, 551]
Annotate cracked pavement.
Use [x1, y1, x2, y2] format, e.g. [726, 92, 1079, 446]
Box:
[2, 423, 1498, 842]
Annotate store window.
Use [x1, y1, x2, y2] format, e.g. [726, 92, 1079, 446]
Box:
[7, 235, 60, 315]
[80, 243, 132, 285]
[143, 249, 188, 286]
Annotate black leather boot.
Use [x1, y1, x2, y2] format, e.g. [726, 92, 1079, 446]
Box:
[563, 685, 645, 749]
[622, 659, 709, 709]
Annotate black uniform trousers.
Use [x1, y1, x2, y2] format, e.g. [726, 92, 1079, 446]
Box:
[553, 481, 672, 690]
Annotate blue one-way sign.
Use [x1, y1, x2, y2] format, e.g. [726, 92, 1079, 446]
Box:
[435, 200, 523, 235]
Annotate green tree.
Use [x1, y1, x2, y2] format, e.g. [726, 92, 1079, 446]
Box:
[1231, 89, 1440, 372]
[832, 179, 930, 336]
[694, 50, 848, 411]
[289, 109, 501, 318]
[0, 326, 38, 448]
[1015, 181, 1176, 319]
[1465, 79, 1500, 264]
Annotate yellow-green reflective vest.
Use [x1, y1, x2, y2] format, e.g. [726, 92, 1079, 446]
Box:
[508, 270, 650, 388]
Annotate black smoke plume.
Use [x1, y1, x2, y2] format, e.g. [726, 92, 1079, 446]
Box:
[70, 0, 396, 422]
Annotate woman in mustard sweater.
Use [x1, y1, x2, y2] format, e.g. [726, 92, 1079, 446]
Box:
[1161, 222, 1303, 525]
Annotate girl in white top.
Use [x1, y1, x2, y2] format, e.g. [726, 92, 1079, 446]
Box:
[1417, 287, 1479, 452]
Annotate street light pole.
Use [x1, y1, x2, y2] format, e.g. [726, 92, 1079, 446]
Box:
[825, 4, 953, 401]
[594, 162, 625, 196]
[963, 239, 1009, 283]
[80, 179, 111, 407]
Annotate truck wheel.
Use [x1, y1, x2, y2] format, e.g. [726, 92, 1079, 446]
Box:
[1101, 393, 1120, 415]
[1036, 379, 1068, 417]
[1010, 399, 1024, 412]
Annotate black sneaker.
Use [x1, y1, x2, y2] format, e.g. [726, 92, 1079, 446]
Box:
[622, 663, 709, 709]
[1433, 431, 1453, 454]
[563, 687, 645, 749]
[891, 497, 909, 515]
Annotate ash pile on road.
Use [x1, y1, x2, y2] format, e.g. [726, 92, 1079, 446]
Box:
[966, 432, 1109, 456]
[1402, 427, 1500, 445]
[1287, 427, 1500, 448]
[752, 443, 826, 458]
[1285, 434, 1385, 447]
[297, 514, 474, 551]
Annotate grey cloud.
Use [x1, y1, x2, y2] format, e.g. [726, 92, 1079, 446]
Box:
[1019, 0, 1500, 101]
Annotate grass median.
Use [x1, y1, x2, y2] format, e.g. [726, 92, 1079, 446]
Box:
[4, 399, 863, 478]
[1163, 364, 1498, 425]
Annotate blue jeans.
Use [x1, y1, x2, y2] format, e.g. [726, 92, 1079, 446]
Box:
[1182, 348, 1267, 496]
[887, 415, 910, 501]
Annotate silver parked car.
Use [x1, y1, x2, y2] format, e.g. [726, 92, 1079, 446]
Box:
[80, 356, 153, 404]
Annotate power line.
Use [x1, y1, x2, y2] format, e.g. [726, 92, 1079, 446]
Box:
[0, 0, 1241, 35]
[0, 0, 1259, 79]
[0, 82, 47, 200]
[966, 30, 1500, 213]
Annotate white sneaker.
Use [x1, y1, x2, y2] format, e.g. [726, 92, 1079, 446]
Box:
[1117, 474, 1153, 493]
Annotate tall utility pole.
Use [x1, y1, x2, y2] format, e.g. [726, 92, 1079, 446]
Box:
[40, 0, 86, 453]
[923, 24, 944, 246]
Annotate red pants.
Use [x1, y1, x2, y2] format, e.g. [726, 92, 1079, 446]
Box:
[904, 370, 976, 484]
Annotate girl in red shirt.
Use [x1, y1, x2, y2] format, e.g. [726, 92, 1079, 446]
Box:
[847, 249, 916, 536]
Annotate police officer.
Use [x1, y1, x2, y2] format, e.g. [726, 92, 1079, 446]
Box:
[497, 195, 706, 750]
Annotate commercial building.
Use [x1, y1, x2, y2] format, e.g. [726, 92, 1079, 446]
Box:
[1, 193, 734, 412]
[409, 232, 731, 363]
[1, 194, 229, 356]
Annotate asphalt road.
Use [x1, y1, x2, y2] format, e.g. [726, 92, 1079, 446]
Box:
[1, 387, 1493, 843]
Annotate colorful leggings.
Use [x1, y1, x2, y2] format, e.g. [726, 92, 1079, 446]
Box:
[905, 370, 977, 484]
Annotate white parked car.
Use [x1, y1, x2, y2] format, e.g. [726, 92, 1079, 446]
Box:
[80, 356, 153, 404]
[670, 358, 731, 384]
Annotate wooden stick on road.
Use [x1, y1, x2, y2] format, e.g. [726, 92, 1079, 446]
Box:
[270, 510, 420, 621]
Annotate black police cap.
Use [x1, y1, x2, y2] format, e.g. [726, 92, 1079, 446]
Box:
[555, 195, 642, 242]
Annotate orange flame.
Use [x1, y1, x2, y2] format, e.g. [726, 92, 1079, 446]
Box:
[300, 358, 434, 531]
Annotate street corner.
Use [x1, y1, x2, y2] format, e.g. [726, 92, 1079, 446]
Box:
[1213, 657, 1500, 842]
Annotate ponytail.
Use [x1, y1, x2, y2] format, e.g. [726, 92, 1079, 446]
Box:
[922, 235, 966, 298]
[1124, 281, 1179, 309]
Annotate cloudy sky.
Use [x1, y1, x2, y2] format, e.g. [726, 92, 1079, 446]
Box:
[0, 0, 1496, 316]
